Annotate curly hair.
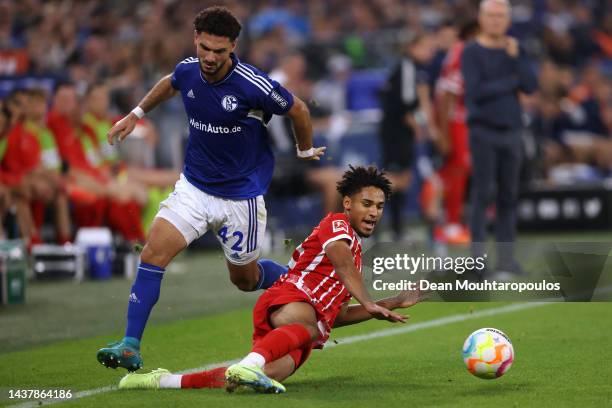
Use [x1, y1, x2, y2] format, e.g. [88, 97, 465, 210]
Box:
[336, 165, 392, 201]
[193, 6, 241, 41]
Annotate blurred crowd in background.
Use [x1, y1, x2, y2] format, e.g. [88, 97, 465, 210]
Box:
[1, 0, 612, 247]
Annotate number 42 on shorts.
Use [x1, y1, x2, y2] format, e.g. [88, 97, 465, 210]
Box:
[218, 226, 244, 251]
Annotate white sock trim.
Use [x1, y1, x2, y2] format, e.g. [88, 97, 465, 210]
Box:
[239, 352, 266, 368]
[159, 374, 182, 389]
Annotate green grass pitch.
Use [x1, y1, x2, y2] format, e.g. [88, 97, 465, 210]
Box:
[1, 248, 611, 408]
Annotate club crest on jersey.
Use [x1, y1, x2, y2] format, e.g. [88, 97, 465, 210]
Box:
[222, 94, 238, 112]
[332, 219, 349, 234]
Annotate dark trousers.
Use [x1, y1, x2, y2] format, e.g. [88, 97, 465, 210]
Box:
[468, 125, 522, 269]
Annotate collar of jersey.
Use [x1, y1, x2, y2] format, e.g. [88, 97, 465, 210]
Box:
[199, 53, 239, 86]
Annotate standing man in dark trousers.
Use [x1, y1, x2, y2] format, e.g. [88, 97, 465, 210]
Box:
[461, 0, 537, 278]
[379, 34, 437, 241]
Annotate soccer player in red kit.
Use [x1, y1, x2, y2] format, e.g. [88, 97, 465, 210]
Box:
[118, 166, 423, 393]
[430, 21, 480, 244]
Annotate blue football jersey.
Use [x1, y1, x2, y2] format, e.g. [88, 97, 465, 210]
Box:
[171, 53, 294, 199]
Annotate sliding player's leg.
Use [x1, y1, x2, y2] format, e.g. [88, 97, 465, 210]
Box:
[118, 353, 301, 391]
[226, 301, 318, 393]
[119, 289, 316, 391]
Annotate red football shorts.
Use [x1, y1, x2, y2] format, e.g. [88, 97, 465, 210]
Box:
[252, 283, 322, 370]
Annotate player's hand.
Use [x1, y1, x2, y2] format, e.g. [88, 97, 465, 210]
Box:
[365, 302, 408, 323]
[505, 36, 519, 58]
[297, 146, 327, 161]
[393, 287, 428, 309]
[107, 113, 138, 146]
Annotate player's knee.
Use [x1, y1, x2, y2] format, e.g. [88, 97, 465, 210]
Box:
[229, 273, 257, 292]
[140, 242, 171, 268]
[233, 279, 255, 292]
[228, 262, 260, 291]
[300, 323, 319, 342]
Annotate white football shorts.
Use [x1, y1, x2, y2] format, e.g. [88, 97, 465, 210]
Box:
[156, 174, 266, 265]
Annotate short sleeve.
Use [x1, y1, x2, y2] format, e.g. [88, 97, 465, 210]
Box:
[238, 64, 294, 115]
[318, 216, 353, 250]
[171, 60, 191, 90]
[170, 71, 179, 90]
[261, 80, 294, 115]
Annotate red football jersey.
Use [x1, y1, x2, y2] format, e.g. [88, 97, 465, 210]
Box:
[47, 110, 107, 183]
[435, 41, 467, 124]
[276, 213, 362, 338]
[1, 122, 41, 184]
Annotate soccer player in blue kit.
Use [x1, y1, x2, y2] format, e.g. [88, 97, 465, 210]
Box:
[97, 6, 325, 372]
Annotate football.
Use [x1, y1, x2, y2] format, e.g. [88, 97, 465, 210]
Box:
[462, 328, 514, 379]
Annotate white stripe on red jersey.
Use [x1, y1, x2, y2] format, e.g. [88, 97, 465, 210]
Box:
[287, 243, 304, 270]
[278, 213, 362, 318]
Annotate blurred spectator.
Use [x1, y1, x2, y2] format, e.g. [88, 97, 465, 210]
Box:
[593, 10, 612, 58]
[2, 89, 50, 247]
[268, 50, 345, 214]
[81, 82, 178, 230]
[430, 19, 480, 245]
[82, 82, 178, 188]
[82, 83, 119, 166]
[312, 54, 352, 116]
[23, 88, 71, 244]
[47, 83, 145, 242]
[0, 98, 38, 244]
[429, 20, 458, 90]
[378, 32, 438, 241]
[462, 0, 537, 277]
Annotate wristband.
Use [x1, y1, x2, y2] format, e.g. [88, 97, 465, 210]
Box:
[131, 106, 145, 119]
[296, 146, 315, 158]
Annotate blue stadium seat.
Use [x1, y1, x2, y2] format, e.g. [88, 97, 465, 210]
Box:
[337, 131, 381, 168]
[345, 69, 387, 111]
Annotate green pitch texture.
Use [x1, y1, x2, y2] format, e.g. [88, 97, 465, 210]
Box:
[1, 248, 611, 407]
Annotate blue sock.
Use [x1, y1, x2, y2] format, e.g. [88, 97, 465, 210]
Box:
[124, 262, 164, 344]
[256, 259, 288, 290]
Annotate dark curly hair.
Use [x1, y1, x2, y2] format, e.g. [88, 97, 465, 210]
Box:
[336, 165, 392, 201]
[193, 6, 241, 41]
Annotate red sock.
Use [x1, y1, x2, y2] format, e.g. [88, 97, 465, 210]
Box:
[252, 324, 312, 363]
[72, 198, 106, 227]
[107, 200, 144, 242]
[57, 234, 71, 245]
[31, 201, 45, 230]
[124, 200, 145, 242]
[30, 233, 42, 245]
[181, 367, 227, 389]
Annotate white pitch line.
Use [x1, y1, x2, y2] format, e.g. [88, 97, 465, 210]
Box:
[325, 301, 547, 349]
[6, 302, 548, 408]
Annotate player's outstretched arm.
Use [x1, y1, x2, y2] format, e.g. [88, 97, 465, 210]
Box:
[107, 74, 178, 145]
[286, 95, 326, 160]
[325, 240, 406, 323]
[333, 289, 424, 328]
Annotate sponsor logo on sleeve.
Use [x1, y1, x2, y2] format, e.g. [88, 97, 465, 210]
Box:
[270, 90, 288, 108]
[332, 219, 349, 234]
